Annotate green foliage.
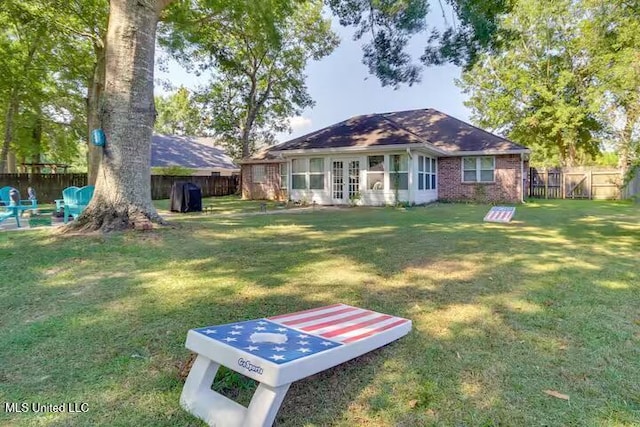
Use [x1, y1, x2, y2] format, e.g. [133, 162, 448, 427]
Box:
[0, 0, 106, 171]
[578, 0, 640, 170]
[151, 165, 195, 176]
[154, 87, 204, 136]
[459, 0, 640, 168]
[458, 0, 605, 167]
[328, 0, 513, 87]
[161, 0, 338, 159]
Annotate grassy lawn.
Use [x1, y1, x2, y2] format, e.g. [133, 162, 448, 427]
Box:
[153, 195, 286, 215]
[1, 199, 639, 426]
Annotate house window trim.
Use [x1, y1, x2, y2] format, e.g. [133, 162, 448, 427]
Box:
[366, 155, 385, 191]
[309, 157, 325, 190]
[291, 158, 307, 190]
[389, 154, 409, 191]
[462, 156, 495, 183]
[252, 164, 266, 183]
[418, 155, 437, 191]
[279, 162, 288, 190]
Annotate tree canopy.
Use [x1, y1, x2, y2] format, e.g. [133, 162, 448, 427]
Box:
[154, 87, 204, 136]
[160, 0, 338, 158]
[459, 0, 639, 168]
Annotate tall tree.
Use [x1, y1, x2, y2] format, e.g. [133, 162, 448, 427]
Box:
[579, 0, 640, 172]
[458, 0, 602, 167]
[0, 0, 108, 180]
[70, 0, 174, 231]
[162, 0, 338, 158]
[0, 0, 94, 173]
[154, 86, 204, 136]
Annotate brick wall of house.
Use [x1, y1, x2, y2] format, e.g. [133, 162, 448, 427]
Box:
[241, 163, 287, 201]
[438, 155, 525, 203]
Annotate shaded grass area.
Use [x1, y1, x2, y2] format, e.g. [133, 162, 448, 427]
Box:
[1, 200, 639, 426]
[153, 195, 285, 215]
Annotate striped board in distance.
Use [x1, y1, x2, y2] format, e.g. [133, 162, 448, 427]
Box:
[484, 206, 516, 223]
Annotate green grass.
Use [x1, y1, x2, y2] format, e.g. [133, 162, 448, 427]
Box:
[1, 199, 639, 426]
[153, 195, 286, 215]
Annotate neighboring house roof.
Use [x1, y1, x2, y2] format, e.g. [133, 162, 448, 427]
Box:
[151, 134, 239, 171]
[245, 109, 528, 161]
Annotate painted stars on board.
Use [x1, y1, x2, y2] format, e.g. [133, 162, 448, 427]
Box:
[194, 319, 342, 365]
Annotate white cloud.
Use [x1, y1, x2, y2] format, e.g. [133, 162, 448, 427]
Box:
[288, 116, 312, 132]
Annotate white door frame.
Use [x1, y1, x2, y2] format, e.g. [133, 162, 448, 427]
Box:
[332, 158, 361, 204]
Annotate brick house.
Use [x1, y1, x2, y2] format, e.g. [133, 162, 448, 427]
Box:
[240, 109, 530, 205]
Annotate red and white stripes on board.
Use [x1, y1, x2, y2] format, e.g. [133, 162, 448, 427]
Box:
[486, 211, 510, 221]
[268, 304, 409, 344]
[483, 207, 516, 223]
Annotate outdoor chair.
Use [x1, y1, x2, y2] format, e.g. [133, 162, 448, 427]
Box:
[0, 186, 38, 228]
[62, 185, 95, 223]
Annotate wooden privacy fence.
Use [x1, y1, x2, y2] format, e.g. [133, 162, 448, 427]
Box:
[150, 175, 239, 199]
[0, 173, 239, 203]
[529, 167, 625, 199]
[0, 174, 87, 204]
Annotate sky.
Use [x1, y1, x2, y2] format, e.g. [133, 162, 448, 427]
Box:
[155, 16, 472, 143]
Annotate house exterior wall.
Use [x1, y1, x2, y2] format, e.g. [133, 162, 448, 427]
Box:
[438, 154, 524, 203]
[242, 151, 439, 205]
[242, 152, 526, 204]
[241, 163, 287, 201]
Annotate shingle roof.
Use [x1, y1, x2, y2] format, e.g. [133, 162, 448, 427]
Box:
[259, 108, 527, 157]
[382, 109, 527, 152]
[151, 134, 239, 170]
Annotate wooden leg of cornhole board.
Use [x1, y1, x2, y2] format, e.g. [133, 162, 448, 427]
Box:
[181, 354, 291, 427]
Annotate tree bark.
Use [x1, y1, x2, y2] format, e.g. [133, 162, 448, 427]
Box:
[87, 43, 106, 186]
[69, 0, 168, 232]
[618, 109, 639, 173]
[0, 92, 19, 173]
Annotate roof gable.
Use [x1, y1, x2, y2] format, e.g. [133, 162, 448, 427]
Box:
[257, 108, 527, 158]
[151, 134, 239, 170]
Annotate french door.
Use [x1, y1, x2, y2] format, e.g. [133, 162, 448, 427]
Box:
[332, 159, 360, 204]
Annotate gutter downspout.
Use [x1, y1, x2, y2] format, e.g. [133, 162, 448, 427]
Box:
[406, 148, 413, 205]
[520, 154, 526, 203]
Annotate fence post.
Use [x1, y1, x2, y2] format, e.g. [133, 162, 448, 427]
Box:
[544, 169, 548, 199]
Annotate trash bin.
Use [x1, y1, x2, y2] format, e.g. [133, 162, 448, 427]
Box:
[170, 182, 203, 213]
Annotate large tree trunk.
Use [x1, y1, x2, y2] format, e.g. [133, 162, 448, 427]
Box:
[87, 43, 106, 186]
[618, 109, 639, 173]
[0, 92, 19, 173]
[69, 0, 170, 232]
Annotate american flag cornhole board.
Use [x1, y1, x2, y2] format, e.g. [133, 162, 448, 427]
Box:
[180, 303, 411, 427]
[483, 206, 516, 223]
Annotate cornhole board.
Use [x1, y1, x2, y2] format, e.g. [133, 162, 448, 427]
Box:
[180, 303, 411, 427]
[483, 206, 516, 223]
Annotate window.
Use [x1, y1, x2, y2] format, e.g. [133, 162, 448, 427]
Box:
[463, 156, 495, 183]
[418, 156, 437, 190]
[367, 155, 385, 190]
[309, 158, 325, 190]
[291, 159, 307, 189]
[389, 154, 408, 190]
[252, 165, 265, 183]
[279, 163, 288, 189]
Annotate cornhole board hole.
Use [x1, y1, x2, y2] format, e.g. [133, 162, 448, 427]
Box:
[180, 303, 412, 427]
[484, 206, 516, 223]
